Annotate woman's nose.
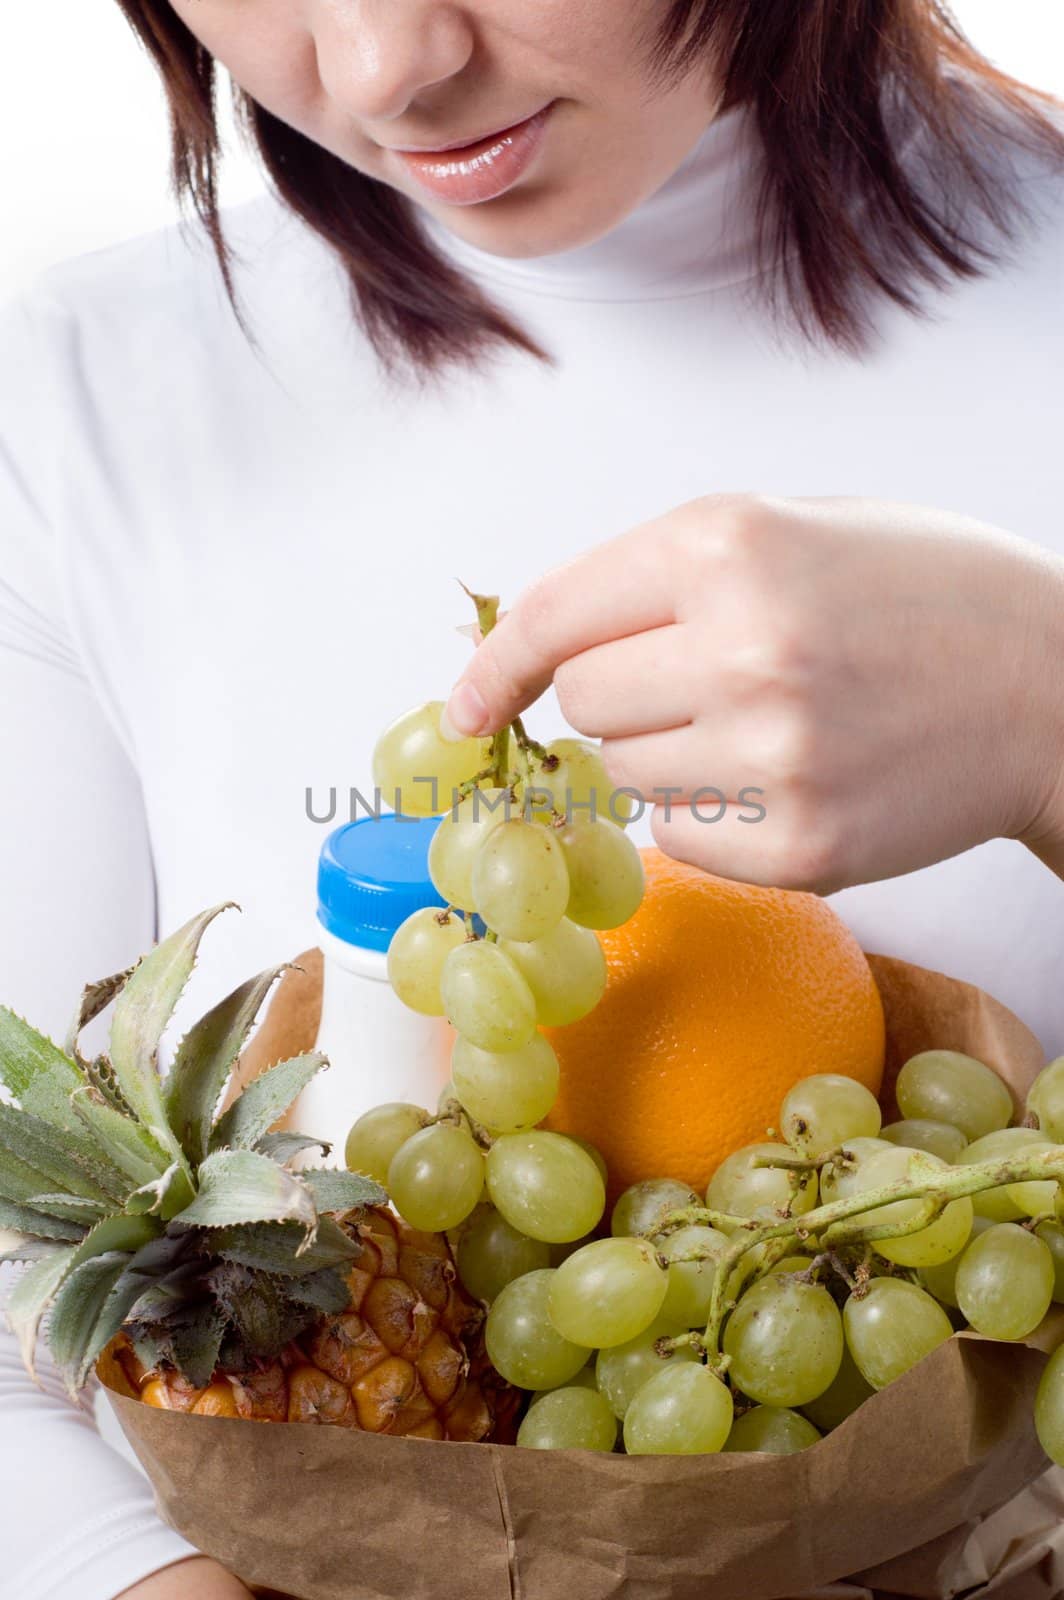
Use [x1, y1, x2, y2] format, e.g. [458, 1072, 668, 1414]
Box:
[313, 0, 477, 125]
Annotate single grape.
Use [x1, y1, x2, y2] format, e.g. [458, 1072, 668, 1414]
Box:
[548, 1237, 667, 1348]
[611, 1179, 701, 1239]
[895, 1050, 1013, 1143]
[568, 1136, 609, 1185]
[485, 1269, 590, 1390]
[768, 1254, 820, 1276]
[499, 919, 607, 1026]
[486, 1131, 606, 1243]
[724, 1406, 821, 1454]
[1035, 1342, 1064, 1465]
[451, 1033, 560, 1133]
[387, 1123, 485, 1233]
[1036, 1221, 1064, 1303]
[623, 1363, 733, 1455]
[556, 818, 645, 930]
[456, 1207, 551, 1303]
[843, 1278, 953, 1389]
[595, 1317, 699, 1420]
[780, 1074, 882, 1159]
[800, 1342, 875, 1431]
[387, 908, 467, 1015]
[818, 1138, 895, 1203]
[956, 1127, 1052, 1221]
[517, 1385, 618, 1451]
[723, 1276, 843, 1407]
[373, 701, 491, 816]
[918, 1214, 994, 1307]
[345, 1102, 430, 1185]
[523, 738, 636, 828]
[656, 1225, 730, 1327]
[439, 940, 538, 1053]
[428, 787, 511, 908]
[954, 1222, 1054, 1340]
[472, 819, 571, 941]
[880, 1119, 969, 1164]
[1027, 1057, 1064, 1143]
[851, 1147, 974, 1267]
[531, 1364, 599, 1403]
[706, 1142, 818, 1222]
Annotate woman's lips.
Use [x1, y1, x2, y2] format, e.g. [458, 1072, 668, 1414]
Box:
[391, 105, 554, 206]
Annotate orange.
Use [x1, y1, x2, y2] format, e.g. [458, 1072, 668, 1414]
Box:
[543, 849, 885, 1202]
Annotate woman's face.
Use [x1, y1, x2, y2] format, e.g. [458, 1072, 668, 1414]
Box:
[167, 0, 720, 258]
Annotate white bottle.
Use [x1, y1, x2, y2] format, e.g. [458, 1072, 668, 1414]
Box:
[297, 813, 454, 1160]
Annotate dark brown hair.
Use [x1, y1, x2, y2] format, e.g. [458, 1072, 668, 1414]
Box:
[115, 0, 1062, 378]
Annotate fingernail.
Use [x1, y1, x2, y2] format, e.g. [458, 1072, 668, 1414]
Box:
[441, 683, 489, 741]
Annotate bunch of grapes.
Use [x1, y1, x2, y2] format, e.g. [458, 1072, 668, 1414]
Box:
[350, 587, 643, 1247]
[348, 587, 1064, 1463]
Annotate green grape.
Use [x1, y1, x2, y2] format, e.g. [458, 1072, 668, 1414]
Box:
[723, 1276, 843, 1407]
[954, 1222, 1054, 1340]
[484, 1269, 590, 1390]
[439, 940, 538, 1053]
[724, 1406, 821, 1455]
[548, 1237, 668, 1347]
[1028, 1057, 1064, 1142]
[387, 1123, 485, 1233]
[918, 1214, 994, 1308]
[486, 1131, 606, 1243]
[1036, 1221, 1064, 1303]
[472, 819, 571, 942]
[595, 1317, 699, 1419]
[345, 1102, 430, 1185]
[522, 738, 636, 828]
[895, 1049, 1013, 1143]
[531, 1364, 599, 1402]
[623, 1363, 733, 1455]
[800, 1342, 875, 1431]
[557, 818, 645, 930]
[656, 1225, 730, 1327]
[456, 1207, 551, 1303]
[706, 1142, 818, 1222]
[427, 787, 510, 908]
[451, 1033, 560, 1133]
[517, 1385, 618, 1451]
[851, 1147, 974, 1267]
[956, 1127, 1052, 1221]
[843, 1278, 953, 1389]
[880, 1119, 969, 1164]
[1006, 1136, 1061, 1218]
[1035, 1342, 1064, 1465]
[499, 919, 607, 1026]
[568, 1136, 609, 1185]
[768, 1254, 820, 1276]
[387, 908, 468, 1015]
[437, 1079, 459, 1114]
[779, 1074, 882, 1159]
[611, 1179, 701, 1239]
[818, 1138, 895, 1203]
[373, 701, 491, 816]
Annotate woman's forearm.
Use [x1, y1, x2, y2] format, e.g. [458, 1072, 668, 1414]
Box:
[1018, 550, 1064, 882]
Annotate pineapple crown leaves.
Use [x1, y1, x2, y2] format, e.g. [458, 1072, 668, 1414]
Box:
[1, 903, 387, 1396]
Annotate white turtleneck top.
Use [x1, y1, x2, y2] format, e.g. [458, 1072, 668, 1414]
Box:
[1, 107, 1063, 1599]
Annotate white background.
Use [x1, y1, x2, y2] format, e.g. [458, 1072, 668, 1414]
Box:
[2, 1, 1063, 301]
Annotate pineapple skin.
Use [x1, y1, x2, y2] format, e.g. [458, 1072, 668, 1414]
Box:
[110, 1208, 518, 1444]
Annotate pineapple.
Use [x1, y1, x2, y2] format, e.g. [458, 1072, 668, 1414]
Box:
[0, 904, 513, 1442]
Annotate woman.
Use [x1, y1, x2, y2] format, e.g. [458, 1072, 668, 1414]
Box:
[1, 2, 1062, 1595]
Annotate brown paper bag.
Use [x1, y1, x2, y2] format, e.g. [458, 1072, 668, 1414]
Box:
[104, 952, 1064, 1600]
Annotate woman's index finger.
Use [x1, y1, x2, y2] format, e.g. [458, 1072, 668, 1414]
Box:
[443, 522, 678, 737]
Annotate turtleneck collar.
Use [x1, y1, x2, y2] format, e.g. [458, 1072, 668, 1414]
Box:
[418, 104, 766, 304]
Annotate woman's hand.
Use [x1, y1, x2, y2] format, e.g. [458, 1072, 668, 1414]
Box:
[443, 496, 1064, 893]
[118, 1557, 254, 1600]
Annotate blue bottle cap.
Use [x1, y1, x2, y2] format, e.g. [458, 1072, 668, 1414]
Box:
[317, 814, 447, 953]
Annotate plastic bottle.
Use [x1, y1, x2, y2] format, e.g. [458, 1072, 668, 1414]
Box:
[298, 813, 455, 1157]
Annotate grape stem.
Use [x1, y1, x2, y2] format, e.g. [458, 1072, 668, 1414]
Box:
[650, 1148, 1064, 1376]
